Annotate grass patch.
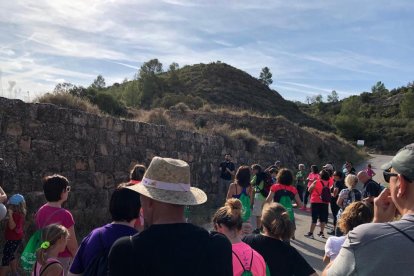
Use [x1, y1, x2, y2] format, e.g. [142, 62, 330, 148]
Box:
[140, 108, 170, 126]
[35, 92, 101, 115]
[230, 129, 260, 152]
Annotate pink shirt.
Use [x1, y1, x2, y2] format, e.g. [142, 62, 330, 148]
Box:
[35, 205, 75, 258]
[32, 258, 63, 276]
[365, 168, 375, 178]
[232, 242, 266, 276]
[310, 180, 332, 204]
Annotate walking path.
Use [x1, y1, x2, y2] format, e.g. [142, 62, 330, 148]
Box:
[291, 154, 392, 274]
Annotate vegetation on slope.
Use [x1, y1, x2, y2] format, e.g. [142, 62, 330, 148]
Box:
[298, 82, 414, 152]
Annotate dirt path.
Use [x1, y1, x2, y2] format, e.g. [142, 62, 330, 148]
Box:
[291, 154, 393, 274]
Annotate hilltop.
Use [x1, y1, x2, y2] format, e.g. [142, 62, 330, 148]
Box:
[102, 62, 333, 131]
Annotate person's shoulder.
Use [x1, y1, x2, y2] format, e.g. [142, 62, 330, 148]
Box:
[288, 185, 298, 193]
[243, 234, 264, 244]
[347, 222, 387, 245]
[111, 234, 134, 252]
[208, 230, 231, 246]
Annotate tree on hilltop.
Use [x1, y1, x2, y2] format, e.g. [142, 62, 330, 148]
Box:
[54, 82, 74, 93]
[259, 67, 273, 86]
[90, 75, 106, 90]
[138, 59, 163, 79]
[327, 90, 339, 103]
[371, 81, 388, 94]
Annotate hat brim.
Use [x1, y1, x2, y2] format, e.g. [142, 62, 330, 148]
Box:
[381, 161, 392, 171]
[127, 184, 207, 206]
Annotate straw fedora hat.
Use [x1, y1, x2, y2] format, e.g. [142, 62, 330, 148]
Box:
[127, 156, 207, 205]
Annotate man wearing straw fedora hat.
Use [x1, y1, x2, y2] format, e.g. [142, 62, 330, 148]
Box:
[109, 156, 233, 276]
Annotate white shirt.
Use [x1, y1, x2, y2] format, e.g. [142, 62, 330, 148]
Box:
[325, 236, 346, 261]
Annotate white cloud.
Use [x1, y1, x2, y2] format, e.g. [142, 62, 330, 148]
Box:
[0, 0, 412, 101]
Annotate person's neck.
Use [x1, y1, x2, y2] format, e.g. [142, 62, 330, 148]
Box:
[46, 247, 60, 259]
[152, 214, 186, 225]
[262, 229, 281, 240]
[112, 220, 135, 228]
[226, 231, 242, 244]
[46, 202, 62, 208]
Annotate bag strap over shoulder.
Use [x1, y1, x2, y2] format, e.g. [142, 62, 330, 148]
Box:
[387, 223, 414, 243]
[41, 208, 65, 228]
[232, 250, 254, 272]
[39, 261, 62, 276]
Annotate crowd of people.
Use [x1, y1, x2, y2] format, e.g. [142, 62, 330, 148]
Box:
[0, 143, 413, 275]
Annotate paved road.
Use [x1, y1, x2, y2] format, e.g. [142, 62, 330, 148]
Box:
[291, 154, 393, 275]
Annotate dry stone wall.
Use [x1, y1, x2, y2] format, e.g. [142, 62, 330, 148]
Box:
[0, 97, 359, 239]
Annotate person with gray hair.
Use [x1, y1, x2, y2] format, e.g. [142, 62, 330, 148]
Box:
[324, 143, 414, 275]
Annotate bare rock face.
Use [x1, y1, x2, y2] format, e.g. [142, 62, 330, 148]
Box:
[0, 97, 359, 240]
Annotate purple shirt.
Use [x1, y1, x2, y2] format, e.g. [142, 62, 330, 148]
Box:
[69, 223, 137, 274]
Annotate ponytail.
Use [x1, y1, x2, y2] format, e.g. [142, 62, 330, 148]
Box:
[35, 224, 69, 266]
[261, 203, 294, 240]
[213, 198, 243, 230]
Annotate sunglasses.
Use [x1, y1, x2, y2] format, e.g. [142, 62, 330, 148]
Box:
[383, 171, 398, 183]
[66, 186, 71, 192]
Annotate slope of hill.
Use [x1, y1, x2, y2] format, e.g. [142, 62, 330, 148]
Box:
[104, 62, 333, 131]
[298, 84, 414, 153]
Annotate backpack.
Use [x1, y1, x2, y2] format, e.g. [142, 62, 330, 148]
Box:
[319, 181, 331, 203]
[278, 192, 294, 222]
[254, 172, 272, 198]
[239, 189, 251, 222]
[21, 209, 64, 272]
[83, 230, 109, 276]
[233, 250, 254, 276]
[344, 189, 362, 209]
[261, 171, 273, 197]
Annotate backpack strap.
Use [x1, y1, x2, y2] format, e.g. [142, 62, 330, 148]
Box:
[40, 208, 65, 228]
[40, 261, 62, 276]
[232, 249, 253, 272]
[387, 223, 414, 243]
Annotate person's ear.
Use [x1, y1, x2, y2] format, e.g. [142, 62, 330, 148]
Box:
[397, 175, 407, 198]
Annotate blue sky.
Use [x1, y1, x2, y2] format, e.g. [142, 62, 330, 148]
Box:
[0, 0, 413, 102]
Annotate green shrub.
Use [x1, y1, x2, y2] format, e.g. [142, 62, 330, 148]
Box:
[35, 92, 101, 115]
[170, 102, 191, 112]
[94, 93, 127, 117]
[194, 117, 207, 129]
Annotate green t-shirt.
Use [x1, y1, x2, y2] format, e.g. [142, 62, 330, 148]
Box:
[295, 170, 306, 187]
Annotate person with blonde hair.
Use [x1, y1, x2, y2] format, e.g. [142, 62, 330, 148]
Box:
[33, 224, 69, 276]
[213, 198, 267, 276]
[335, 174, 362, 236]
[323, 201, 373, 264]
[243, 203, 317, 276]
